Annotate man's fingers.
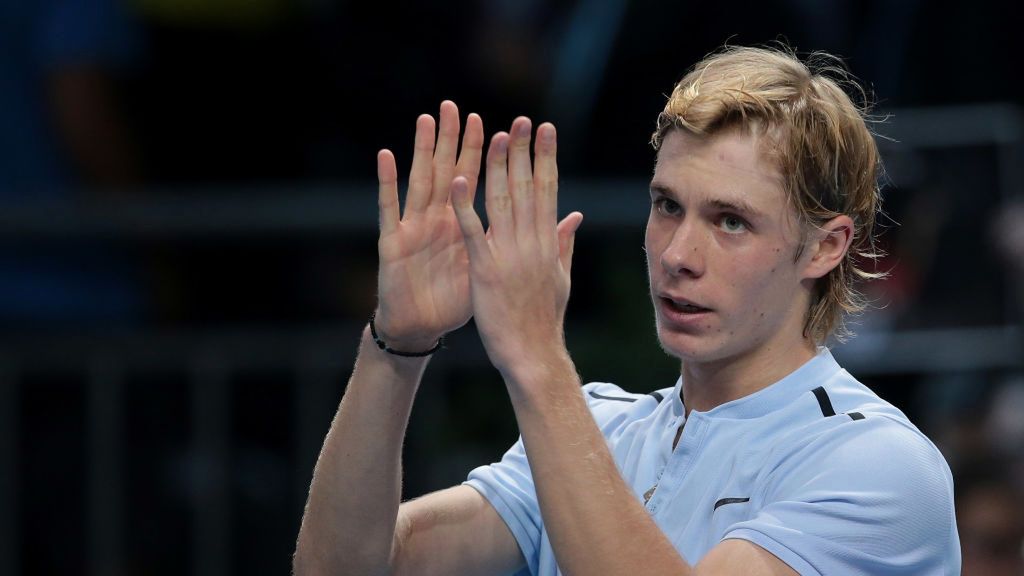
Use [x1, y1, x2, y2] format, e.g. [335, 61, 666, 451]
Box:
[534, 123, 559, 235]
[451, 176, 491, 267]
[456, 112, 485, 204]
[508, 117, 535, 239]
[377, 149, 400, 235]
[431, 101, 460, 206]
[557, 211, 584, 273]
[485, 132, 513, 244]
[405, 114, 436, 215]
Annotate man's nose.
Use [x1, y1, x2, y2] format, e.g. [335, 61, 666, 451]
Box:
[660, 220, 705, 278]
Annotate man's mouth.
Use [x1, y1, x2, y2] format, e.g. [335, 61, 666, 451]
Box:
[660, 296, 711, 314]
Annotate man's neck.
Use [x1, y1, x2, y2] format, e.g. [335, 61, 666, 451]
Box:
[680, 337, 817, 416]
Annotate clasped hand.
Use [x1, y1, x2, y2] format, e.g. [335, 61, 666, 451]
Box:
[375, 102, 582, 377]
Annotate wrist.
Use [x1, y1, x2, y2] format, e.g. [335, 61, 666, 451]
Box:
[500, 346, 577, 397]
[369, 312, 444, 356]
[359, 325, 434, 374]
[487, 324, 568, 375]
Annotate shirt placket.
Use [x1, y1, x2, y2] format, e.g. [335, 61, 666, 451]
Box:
[644, 414, 708, 516]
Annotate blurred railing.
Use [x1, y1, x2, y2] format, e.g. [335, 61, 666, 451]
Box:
[2, 103, 1022, 575]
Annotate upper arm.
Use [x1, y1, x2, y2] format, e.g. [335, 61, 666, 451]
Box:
[393, 485, 525, 576]
[696, 539, 798, 576]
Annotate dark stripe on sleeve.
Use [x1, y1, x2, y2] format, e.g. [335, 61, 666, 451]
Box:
[588, 391, 637, 403]
[811, 386, 836, 417]
[848, 412, 865, 421]
[649, 391, 665, 403]
[713, 497, 750, 510]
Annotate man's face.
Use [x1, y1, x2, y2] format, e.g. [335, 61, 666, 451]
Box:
[645, 128, 814, 365]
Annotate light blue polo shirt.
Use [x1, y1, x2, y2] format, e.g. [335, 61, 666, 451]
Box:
[464, 348, 961, 575]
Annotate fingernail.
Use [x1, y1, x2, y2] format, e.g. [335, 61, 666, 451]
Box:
[496, 136, 508, 154]
[541, 125, 556, 144]
[515, 119, 531, 138]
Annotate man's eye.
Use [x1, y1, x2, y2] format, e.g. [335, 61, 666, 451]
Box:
[655, 197, 681, 216]
[719, 215, 747, 233]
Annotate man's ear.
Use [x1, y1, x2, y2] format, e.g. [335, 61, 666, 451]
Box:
[802, 215, 854, 280]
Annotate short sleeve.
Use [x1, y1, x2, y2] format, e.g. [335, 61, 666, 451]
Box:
[464, 382, 653, 576]
[464, 435, 538, 576]
[723, 416, 961, 575]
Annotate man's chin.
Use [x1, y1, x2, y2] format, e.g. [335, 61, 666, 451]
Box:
[655, 328, 712, 363]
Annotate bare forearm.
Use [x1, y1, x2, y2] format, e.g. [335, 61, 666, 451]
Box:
[293, 100, 482, 574]
[294, 326, 428, 575]
[506, 356, 691, 576]
[445, 110, 679, 573]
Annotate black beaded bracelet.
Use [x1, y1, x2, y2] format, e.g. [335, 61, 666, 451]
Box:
[369, 314, 444, 357]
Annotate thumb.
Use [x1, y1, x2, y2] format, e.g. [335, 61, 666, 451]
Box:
[556, 211, 584, 273]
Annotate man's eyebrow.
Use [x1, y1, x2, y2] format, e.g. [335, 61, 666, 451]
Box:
[650, 181, 764, 219]
[648, 182, 674, 197]
[708, 198, 763, 218]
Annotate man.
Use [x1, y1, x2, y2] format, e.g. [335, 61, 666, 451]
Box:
[294, 46, 960, 575]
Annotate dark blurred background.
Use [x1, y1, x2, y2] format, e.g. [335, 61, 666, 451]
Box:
[1, 0, 1022, 574]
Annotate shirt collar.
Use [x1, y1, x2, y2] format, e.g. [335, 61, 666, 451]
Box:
[670, 347, 842, 420]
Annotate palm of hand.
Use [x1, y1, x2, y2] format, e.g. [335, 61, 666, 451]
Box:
[373, 102, 484, 347]
[377, 203, 472, 341]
